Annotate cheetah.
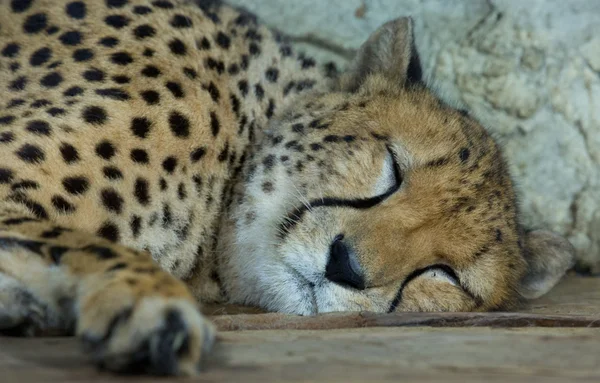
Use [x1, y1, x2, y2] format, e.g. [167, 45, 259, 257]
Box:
[0, 0, 574, 376]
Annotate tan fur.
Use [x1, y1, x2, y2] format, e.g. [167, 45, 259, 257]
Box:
[0, 0, 573, 375]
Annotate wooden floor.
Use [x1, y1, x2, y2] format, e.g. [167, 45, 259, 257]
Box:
[2, 276, 599, 382]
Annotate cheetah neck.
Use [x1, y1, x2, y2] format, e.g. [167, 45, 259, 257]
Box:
[183, 4, 335, 303]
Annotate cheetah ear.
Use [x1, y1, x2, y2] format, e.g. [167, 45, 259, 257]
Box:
[518, 230, 575, 300]
[338, 17, 422, 92]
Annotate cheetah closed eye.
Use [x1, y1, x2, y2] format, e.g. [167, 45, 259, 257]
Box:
[0, 0, 574, 376]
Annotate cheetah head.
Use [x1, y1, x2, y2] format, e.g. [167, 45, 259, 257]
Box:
[219, 18, 574, 315]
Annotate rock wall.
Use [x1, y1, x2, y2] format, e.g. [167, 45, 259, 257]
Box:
[227, 0, 600, 272]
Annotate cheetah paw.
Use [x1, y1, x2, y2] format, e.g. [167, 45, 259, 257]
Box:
[79, 298, 216, 376]
[0, 276, 49, 336]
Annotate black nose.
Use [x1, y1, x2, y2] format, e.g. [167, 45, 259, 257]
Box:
[325, 235, 366, 290]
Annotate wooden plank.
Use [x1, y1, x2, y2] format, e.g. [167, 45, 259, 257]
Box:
[1, 328, 599, 382]
[1, 276, 599, 382]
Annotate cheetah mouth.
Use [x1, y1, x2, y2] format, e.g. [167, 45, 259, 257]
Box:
[285, 265, 318, 315]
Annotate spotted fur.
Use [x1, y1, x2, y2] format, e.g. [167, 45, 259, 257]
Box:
[0, 0, 574, 376]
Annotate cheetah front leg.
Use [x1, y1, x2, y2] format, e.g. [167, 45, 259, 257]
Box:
[0, 205, 215, 376]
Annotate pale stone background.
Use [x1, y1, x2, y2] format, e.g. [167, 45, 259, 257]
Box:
[227, 0, 600, 273]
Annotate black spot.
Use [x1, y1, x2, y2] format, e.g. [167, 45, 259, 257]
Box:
[45, 26, 59, 35]
[99, 36, 119, 47]
[168, 111, 190, 138]
[133, 6, 152, 14]
[162, 156, 177, 173]
[165, 81, 184, 98]
[142, 48, 154, 57]
[160, 178, 168, 191]
[266, 99, 275, 119]
[459, 148, 471, 162]
[238, 80, 249, 96]
[29, 47, 52, 66]
[26, 120, 51, 136]
[95, 88, 130, 100]
[11, 0, 34, 13]
[0, 168, 14, 184]
[192, 175, 203, 193]
[110, 51, 133, 65]
[162, 203, 172, 227]
[343, 135, 355, 143]
[152, 0, 174, 8]
[51, 195, 75, 214]
[60, 143, 79, 164]
[23, 13, 48, 34]
[254, 84, 264, 100]
[262, 182, 274, 193]
[210, 111, 220, 136]
[495, 229, 503, 242]
[190, 147, 206, 163]
[7, 99, 25, 108]
[177, 183, 187, 200]
[140, 90, 160, 105]
[168, 38, 187, 55]
[300, 56, 316, 69]
[73, 48, 94, 62]
[47, 107, 66, 117]
[133, 24, 156, 39]
[107, 262, 128, 272]
[291, 123, 304, 134]
[218, 142, 229, 162]
[263, 154, 275, 171]
[0, 116, 16, 125]
[426, 157, 449, 168]
[40, 72, 63, 88]
[105, 15, 129, 29]
[205, 57, 224, 73]
[249, 42, 260, 56]
[8, 194, 48, 219]
[31, 99, 52, 108]
[59, 30, 83, 46]
[64, 86, 84, 97]
[134, 178, 150, 205]
[106, 0, 128, 7]
[16, 144, 45, 163]
[101, 189, 124, 213]
[197, 37, 211, 50]
[183, 67, 197, 79]
[141, 65, 160, 77]
[66, 2, 86, 19]
[82, 105, 108, 125]
[40, 227, 66, 238]
[215, 32, 230, 49]
[170, 14, 192, 28]
[131, 117, 151, 138]
[62, 176, 89, 195]
[203, 82, 220, 102]
[130, 215, 142, 237]
[83, 68, 105, 82]
[9, 76, 28, 91]
[97, 222, 120, 242]
[265, 67, 279, 83]
[95, 140, 116, 159]
[103, 166, 123, 180]
[323, 135, 340, 143]
[112, 75, 130, 84]
[228, 63, 239, 75]
[0, 132, 15, 143]
[11, 180, 39, 191]
[130, 148, 149, 164]
[229, 95, 240, 118]
[280, 45, 292, 57]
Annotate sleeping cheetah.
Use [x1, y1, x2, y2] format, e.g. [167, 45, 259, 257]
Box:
[0, 0, 574, 376]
